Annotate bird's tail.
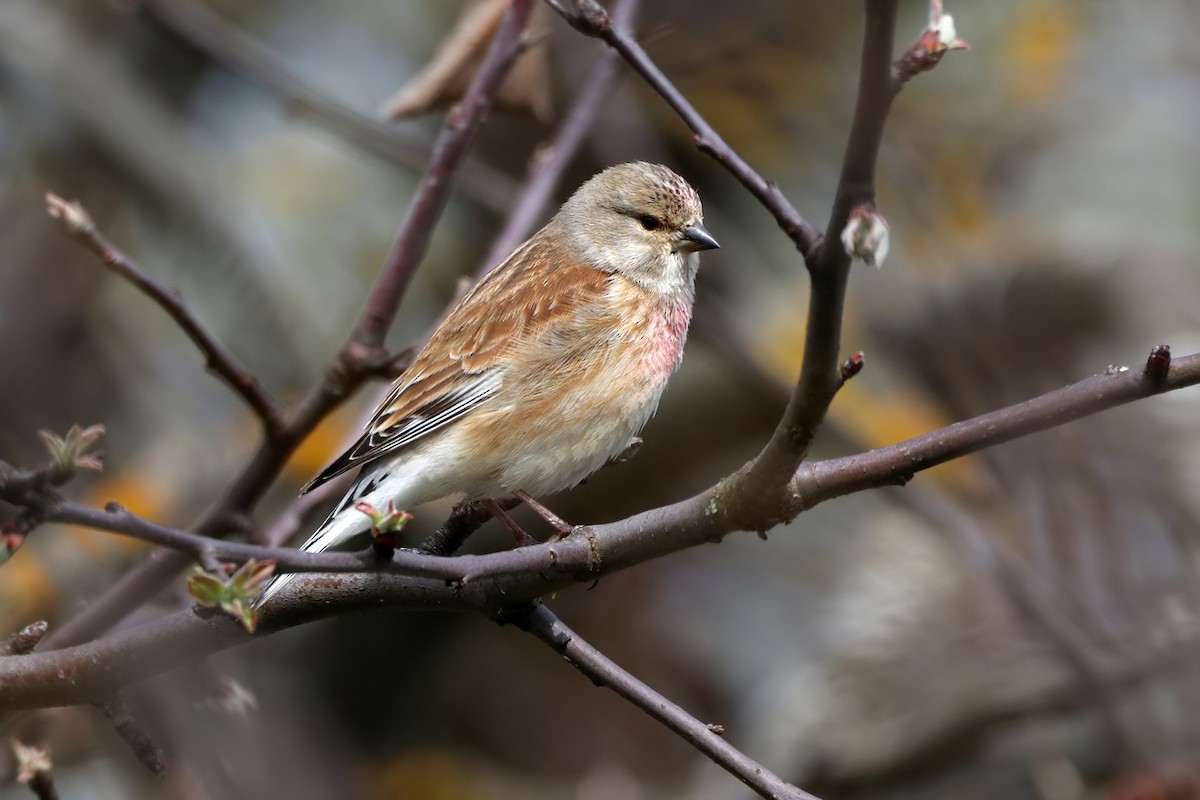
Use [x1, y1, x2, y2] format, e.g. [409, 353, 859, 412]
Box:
[255, 488, 371, 608]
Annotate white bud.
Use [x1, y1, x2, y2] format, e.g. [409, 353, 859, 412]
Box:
[933, 13, 957, 46]
[923, 0, 969, 53]
[45, 193, 93, 234]
[840, 206, 890, 268]
[12, 741, 51, 784]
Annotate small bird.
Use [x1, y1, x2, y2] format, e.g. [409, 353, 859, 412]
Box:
[259, 162, 718, 605]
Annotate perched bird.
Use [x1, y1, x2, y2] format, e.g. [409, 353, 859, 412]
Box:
[259, 162, 718, 605]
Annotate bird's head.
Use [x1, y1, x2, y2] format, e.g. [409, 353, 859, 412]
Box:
[553, 162, 718, 293]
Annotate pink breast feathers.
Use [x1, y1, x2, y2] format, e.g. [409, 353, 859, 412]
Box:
[643, 300, 693, 386]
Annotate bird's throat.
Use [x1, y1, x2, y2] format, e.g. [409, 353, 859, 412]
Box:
[645, 299, 693, 386]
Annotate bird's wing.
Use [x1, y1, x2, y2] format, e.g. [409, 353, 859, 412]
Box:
[301, 233, 615, 493]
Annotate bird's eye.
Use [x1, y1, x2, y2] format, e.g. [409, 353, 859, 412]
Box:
[638, 215, 661, 231]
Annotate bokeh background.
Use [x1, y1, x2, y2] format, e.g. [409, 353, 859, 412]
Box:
[2, 0, 1200, 798]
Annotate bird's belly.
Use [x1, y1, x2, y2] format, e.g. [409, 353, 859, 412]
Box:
[461, 366, 667, 499]
[457, 299, 689, 499]
[493, 376, 662, 497]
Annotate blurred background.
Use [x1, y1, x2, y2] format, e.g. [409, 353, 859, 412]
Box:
[2, 0, 1200, 798]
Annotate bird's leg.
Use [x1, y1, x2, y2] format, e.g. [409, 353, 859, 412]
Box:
[514, 490, 574, 539]
[482, 498, 539, 547]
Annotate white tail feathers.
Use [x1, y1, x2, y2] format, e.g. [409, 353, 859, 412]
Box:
[255, 493, 372, 607]
[255, 451, 434, 608]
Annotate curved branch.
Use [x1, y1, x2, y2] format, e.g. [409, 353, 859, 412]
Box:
[45, 194, 284, 433]
[799, 351, 1199, 503]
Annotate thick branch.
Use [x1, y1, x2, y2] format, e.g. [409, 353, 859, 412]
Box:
[352, 0, 534, 350]
[45, 194, 284, 433]
[543, 0, 822, 258]
[517, 604, 819, 800]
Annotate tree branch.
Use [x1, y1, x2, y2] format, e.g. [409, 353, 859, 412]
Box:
[28, 350, 1200, 598]
[798, 349, 1200, 504]
[42, 499, 466, 582]
[352, 0, 535, 351]
[515, 604, 819, 800]
[743, 0, 899, 500]
[542, 0, 822, 259]
[45, 194, 285, 434]
[417, 498, 511, 557]
[14, 3, 1193, 793]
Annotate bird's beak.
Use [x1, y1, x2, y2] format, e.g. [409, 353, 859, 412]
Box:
[676, 224, 720, 253]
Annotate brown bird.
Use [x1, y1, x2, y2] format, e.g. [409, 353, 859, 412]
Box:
[261, 162, 717, 604]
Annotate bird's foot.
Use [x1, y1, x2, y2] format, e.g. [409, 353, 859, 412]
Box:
[483, 498, 539, 547]
[514, 490, 575, 539]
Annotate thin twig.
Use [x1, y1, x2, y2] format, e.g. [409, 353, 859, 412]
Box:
[542, 0, 823, 259]
[479, 0, 640, 275]
[41, 357, 371, 649]
[45, 194, 285, 434]
[43, 500, 466, 582]
[743, 0, 900, 499]
[797, 351, 1200, 505]
[10, 741, 58, 800]
[94, 696, 167, 776]
[352, 0, 535, 350]
[138, 0, 517, 214]
[516, 604, 820, 800]
[890, 0, 970, 93]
